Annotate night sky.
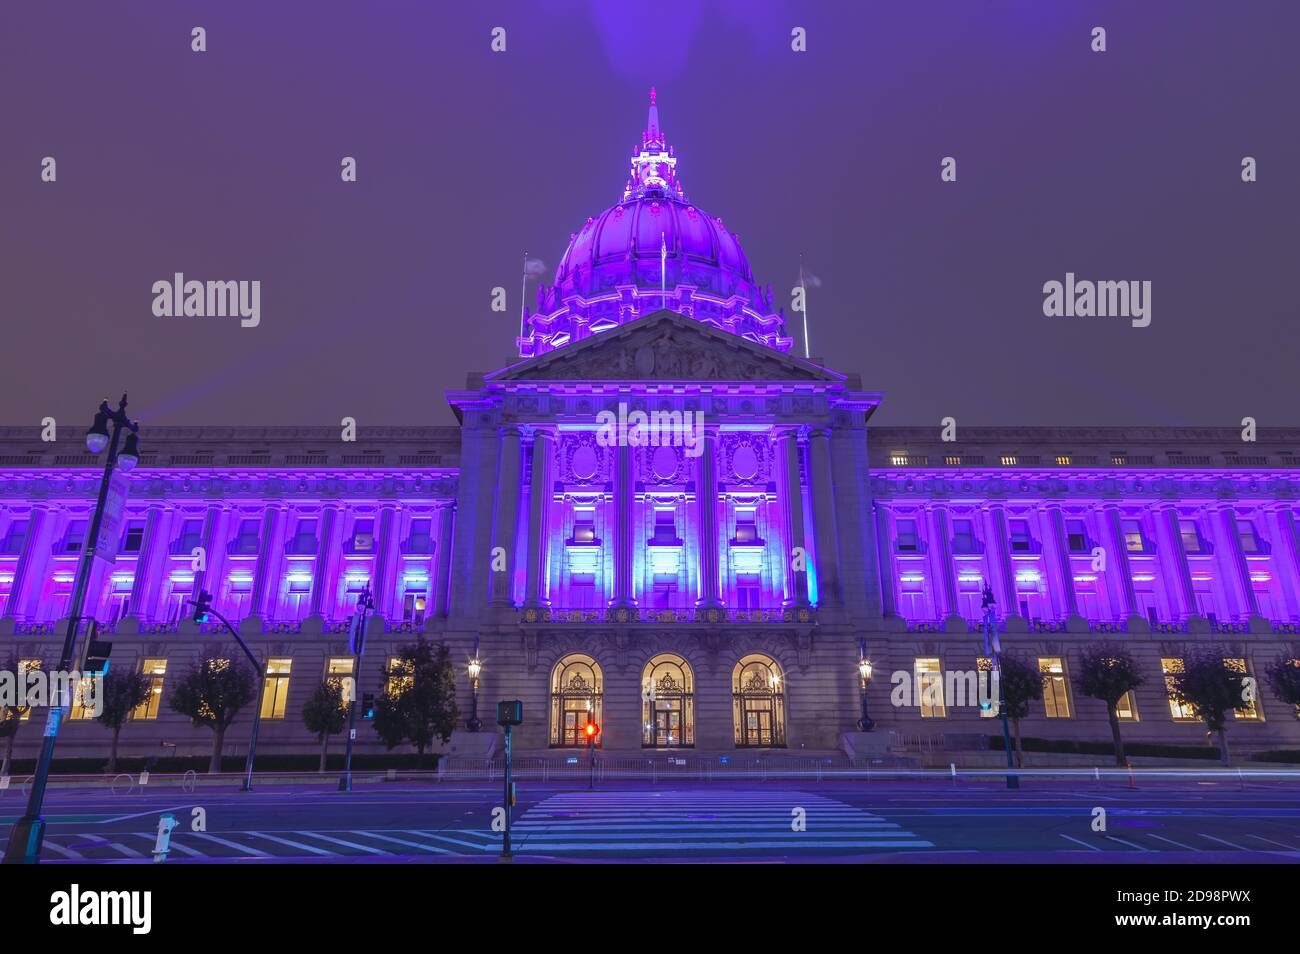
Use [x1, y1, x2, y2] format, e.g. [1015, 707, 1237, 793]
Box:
[1, 0, 1295, 430]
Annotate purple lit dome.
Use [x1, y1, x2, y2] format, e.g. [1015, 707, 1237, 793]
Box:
[519, 90, 792, 358]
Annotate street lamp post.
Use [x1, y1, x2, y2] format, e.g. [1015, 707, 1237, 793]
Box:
[981, 584, 1020, 791]
[189, 591, 265, 792]
[466, 641, 482, 732]
[339, 583, 374, 793]
[3, 396, 141, 864]
[857, 638, 875, 732]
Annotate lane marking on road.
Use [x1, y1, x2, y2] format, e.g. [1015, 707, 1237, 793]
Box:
[401, 829, 496, 850]
[247, 831, 334, 856]
[100, 804, 196, 824]
[1058, 834, 1103, 851]
[1246, 834, 1300, 851]
[1147, 833, 1199, 851]
[189, 833, 269, 857]
[137, 834, 203, 857]
[109, 842, 144, 858]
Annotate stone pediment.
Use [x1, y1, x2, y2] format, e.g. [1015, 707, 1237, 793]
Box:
[489, 310, 842, 384]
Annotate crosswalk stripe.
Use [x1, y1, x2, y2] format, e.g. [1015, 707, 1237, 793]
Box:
[127, 832, 203, 857]
[109, 842, 144, 858]
[510, 839, 933, 851]
[1104, 836, 1148, 851]
[41, 839, 83, 859]
[295, 831, 392, 854]
[358, 832, 455, 854]
[1147, 833, 1199, 851]
[189, 833, 269, 857]
[1058, 834, 1103, 851]
[1199, 833, 1249, 850]
[247, 831, 334, 856]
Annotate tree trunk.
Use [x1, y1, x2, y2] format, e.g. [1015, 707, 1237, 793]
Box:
[417, 741, 426, 769]
[1012, 719, 1024, 768]
[108, 725, 121, 774]
[1, 732, 14, 777]
[319, 733, 329, 773]
[1108, 708, 1126, 766]
[209, 725, 226, 774]
[1217, 728, 1230, 766]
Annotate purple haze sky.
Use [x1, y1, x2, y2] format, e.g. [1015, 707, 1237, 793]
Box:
[1, 0, 1296, 429]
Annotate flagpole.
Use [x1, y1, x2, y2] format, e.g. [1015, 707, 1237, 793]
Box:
[520, 251, 528, 342]
[799, 255, 811, 359]
[660, 232, 667, 311]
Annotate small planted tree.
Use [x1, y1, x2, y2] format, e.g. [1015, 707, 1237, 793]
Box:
[168, 656, 257, 773]
[996, 653, 1043, 768]
[1263, 656, 1300, 715]
[373, 637, 458, 767]
[0, 655, 35, 776]
[302, 678, 349, 772]
[1167, 649, 1247, 766]
[1076, 644, 1145, 766]
[95, 669, 153, 773]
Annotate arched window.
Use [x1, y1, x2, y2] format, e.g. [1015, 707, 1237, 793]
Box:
[732, 653, 786, 748]
[549, 654, 603, 747]
[641, 653, 695, 748]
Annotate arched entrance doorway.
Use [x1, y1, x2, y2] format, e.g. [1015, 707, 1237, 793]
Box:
[732, 653, 786, 747]
[549, 653, 603, 747]
[641, 653, 695, 748]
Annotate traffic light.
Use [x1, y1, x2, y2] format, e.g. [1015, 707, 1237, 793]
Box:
[191, 590, 214, 624]
[584, 721, 600, 741]
[361, 692, 376, 720]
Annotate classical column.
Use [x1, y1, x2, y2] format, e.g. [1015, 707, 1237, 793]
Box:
[523, 428, 554, 608]
[926, 504, 958, 619]
[1155, 505, 1195, 620]
[371, 504, 399, 618]
[127, 504, 166, 622]
[434, 503, 455, 618]
[873, 506, 896, 617]
[309, 505, 341, 619]
[610, 441, 637, 608]
[1101, 504, 1137, 618]
[489, 425, 523, 606]
[980, 503, 1016, 613]
[694, 428, 722, 608]
[1266, 506, 1300, 622]
[4, 505, 51, 621]
[806, 427, 841, 606]
[777, 428, 810, 607]
[1042, 503, 1079, 619]
[249, 504, 284, 619]
[1213, 505, 1259, 620]
[191, 504, 229, 607]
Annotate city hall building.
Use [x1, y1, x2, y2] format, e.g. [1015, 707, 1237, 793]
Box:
[2, 94, 1299, 765]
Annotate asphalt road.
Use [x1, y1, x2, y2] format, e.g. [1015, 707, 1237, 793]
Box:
[3, 777, 1299, 863]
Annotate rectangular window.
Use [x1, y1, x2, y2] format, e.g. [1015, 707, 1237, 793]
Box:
[895, 518, 919, 552]
[1161, 658, 1197, 720]
[133, 658, 168, 720]
[572, 509, 597, 544]
[1009, 519, 1033, 553]
[18, 659, 41, 720]
[350, 519, 374, 552]
[1225, 659, 1259, 720]
[1179, 519, 1203, 554]
[1066, 519, 1088, 553]
[260, 658, 293, 719]
[1238, 521, 1262, 554]
[733, 509, 758, 545]
[121, 521, 146, 554]
[650, 509, 677, 546]
[1122, 519, 1145, 553]
[233, 518, 260, 554]
[327, 657, 355, 703]
[1039, 657, 1070, 718]
[2, 519, 29, 554]
[63, 519, 88, 553]
[386, 656, 414, 697]
[952, 519, 978, 554]
[402, 590, 427, 625]
[290, 519, 318, 553]
[68, 675, 98, 721]
[405, 518, 433, 553]
[735, 572, 761, 611]
[916, 658, 946, 718]
[286, 576, 312, 618]
[1116, 690, 1139, 722]
[174, 519, 203, 553]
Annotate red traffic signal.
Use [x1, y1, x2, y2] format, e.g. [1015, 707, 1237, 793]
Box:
[584, 721, 600, 739]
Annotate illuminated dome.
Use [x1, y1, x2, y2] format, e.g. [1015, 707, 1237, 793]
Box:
[519, 90, 792, 357]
